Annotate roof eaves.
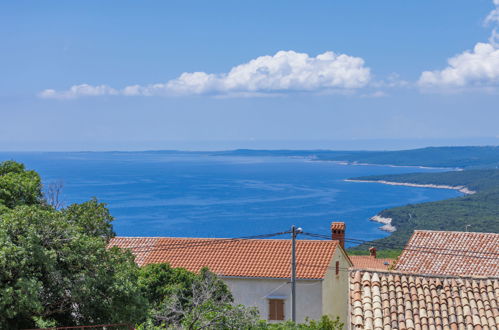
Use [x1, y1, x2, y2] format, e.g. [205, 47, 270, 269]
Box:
[219, 275, 323, 281]
[349, 269, 499, 281]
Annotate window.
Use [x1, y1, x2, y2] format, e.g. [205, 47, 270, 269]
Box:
[335, 261, 340, 275]
[268, 299, 285, 320]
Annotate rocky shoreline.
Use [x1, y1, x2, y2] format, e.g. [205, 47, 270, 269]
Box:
[346, 178, 476, 233]
[345, 179, 476, 195]
[370, 215, 396, 232]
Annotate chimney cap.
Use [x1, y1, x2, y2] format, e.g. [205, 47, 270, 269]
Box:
[331, 222, 345, 231]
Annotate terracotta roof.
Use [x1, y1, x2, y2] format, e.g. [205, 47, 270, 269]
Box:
[349, 256, 394, 270]
[108, 237, 158, 267]
[396, 230, 499, 277]
[350, 270, 499, 329]
[109, 237, 339, 279]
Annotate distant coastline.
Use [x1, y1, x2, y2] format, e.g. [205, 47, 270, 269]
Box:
[346, 178, 475, 234]
[345, 179, 476, 195]
[327, 160, 462, 171]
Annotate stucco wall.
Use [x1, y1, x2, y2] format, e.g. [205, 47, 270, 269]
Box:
[321, 247, 351, 324]
[223, 277, 323, 323]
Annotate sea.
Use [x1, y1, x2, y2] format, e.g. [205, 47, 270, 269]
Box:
[0, 151, 461, 246]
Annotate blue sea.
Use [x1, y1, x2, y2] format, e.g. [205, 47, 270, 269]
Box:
[0, 151, 461, 245]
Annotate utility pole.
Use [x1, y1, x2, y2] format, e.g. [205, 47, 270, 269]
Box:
[291, 225, 302, 323]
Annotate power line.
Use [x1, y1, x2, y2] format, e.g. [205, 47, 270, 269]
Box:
[303, 231, 499, 255]
[111, 231, 291, 254]
[301, 232, 499, 260]
[111, 229, 499, 262]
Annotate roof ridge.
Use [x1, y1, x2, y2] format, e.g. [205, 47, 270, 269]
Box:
[350, 268, 499, 281]
[413, 229, 499, 235]
[112, 236, 337, 242]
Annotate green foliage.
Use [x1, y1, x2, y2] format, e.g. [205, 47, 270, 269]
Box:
[348, 169, 499, 251]
[63, 198, 116, 239]
[143, 268, 253, 329]
[0, 203, 147, 329]
[0, 160, 26, 176]
[138, 263, 197, 309]
[0, 160, 43, 209]
[256, 315, 343, 329]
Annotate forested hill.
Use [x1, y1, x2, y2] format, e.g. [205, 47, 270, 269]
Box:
[218, 146, 499, 169]
[348, 169, 499, 252]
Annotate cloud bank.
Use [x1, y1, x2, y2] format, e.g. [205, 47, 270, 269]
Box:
[418, 0, 499, 90]
[418, 43, 499, 88]
[39, 50, 371, 99]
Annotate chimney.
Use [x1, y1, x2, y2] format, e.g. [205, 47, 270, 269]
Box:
[331, 222, 345, 248]
[369, 246, 377, 258]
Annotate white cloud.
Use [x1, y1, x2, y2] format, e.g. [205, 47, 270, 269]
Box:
[418, 1, 499, 90]
[39, 50, 371, 99]
[166, 50, 371, 94]
[485, 0, 499, 25]
[39, 84, 118, 99]
[418, 43, 499, 89]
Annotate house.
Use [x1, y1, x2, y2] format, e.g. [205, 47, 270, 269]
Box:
[349, 270, 499, 329]
[349, 247, 394, 271]
[346, 229, 499, 329]
[109, 222, 352, 323]
[395, 230, 499, 277]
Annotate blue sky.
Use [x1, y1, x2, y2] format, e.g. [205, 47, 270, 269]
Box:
[1, 0, 499, 151]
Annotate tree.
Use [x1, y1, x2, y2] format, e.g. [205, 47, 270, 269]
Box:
[63, 197, 116, 240]
[146, 269, 258, 329]
[138, 263, 197, 309]
[0, 203, 147, 329]
[0, 160, 43, 209]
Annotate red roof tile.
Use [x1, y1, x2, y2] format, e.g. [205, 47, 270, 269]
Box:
[396, 230, 499, 277]
[109, 237, 339, 279]
[350, 270, 499, 329]
[349, 255, 394, 270]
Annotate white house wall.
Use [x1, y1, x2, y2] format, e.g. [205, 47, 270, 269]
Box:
[223, 277, 323, 323]
[322, 247, 352, 324]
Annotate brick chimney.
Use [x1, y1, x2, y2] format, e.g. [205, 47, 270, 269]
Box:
[331, 222, 346, 249]
[369, 246, 377, 258]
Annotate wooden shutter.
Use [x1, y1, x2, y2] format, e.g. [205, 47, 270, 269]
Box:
[276, 299, 284, 320]
[268, 299, 285, 320]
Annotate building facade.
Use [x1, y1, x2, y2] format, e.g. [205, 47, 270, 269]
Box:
[109, 222, 352, 323]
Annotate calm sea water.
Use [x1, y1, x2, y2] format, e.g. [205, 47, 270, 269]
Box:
[0, 151, 461, 245]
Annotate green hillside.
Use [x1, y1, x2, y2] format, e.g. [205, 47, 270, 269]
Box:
[348, 169, 499, 252]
